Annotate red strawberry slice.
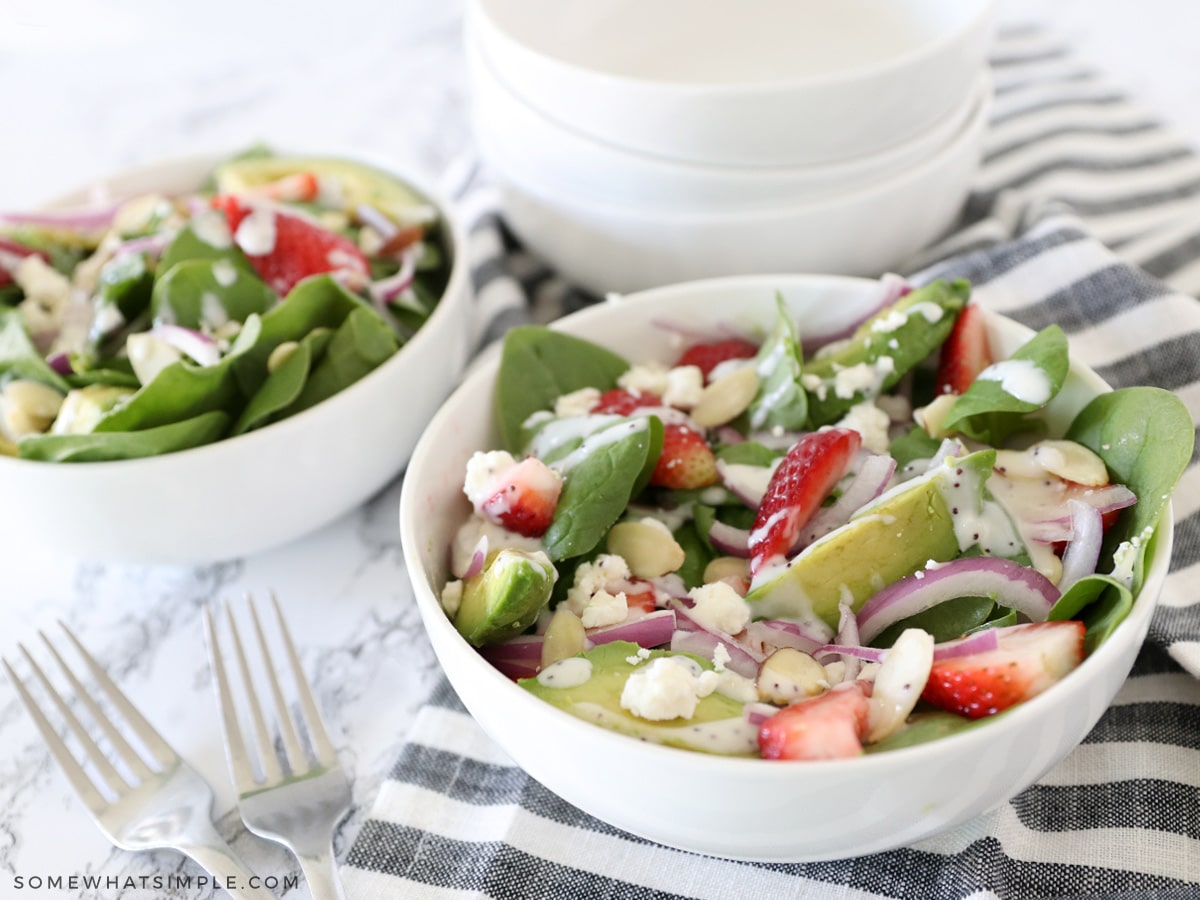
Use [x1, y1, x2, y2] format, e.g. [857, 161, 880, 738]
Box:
[650, 424, 718, 490]
[623, 578, 659, 614]
[592, 388, 662, 416]
[212, 195, 369, 296]
[935, 302, 992, 395]
[921, 621, 1085, 719]
[239, 171, 320, 203]
[748, 428, 862, 578]
[758, 681, 871, 760]
[677, 338, 759, 381]
[478, 457, 563, 538]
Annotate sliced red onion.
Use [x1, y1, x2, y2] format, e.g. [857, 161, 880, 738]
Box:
[743, 619, 831, 656]
[488, 657, 542, 680]
[111, 232, 171, 260]
[368, 248, 417, 306]
[453, 534, 488, 580]
[1059, 499, 1103, 591]
[356, 203, 398, 240]
[46, 351, 73, 375]
[835, 601, 863, 680]
[715, 426, 745, 445]
[708, 520, 750, 557]
[793, 453, 896, 552]
[745, 706, 773, 728]
[716, 459, 774, 509]
[480, 633, 545, 664]
[587, 609, 676, 648]
[150, 324, 221, 367]
[856, 557, 1060, 644]
[669, 630, 762, 678]
[932, 628, 1000, 661]
[0, 205, 119, 232]
[800, 273, 909, 355]
[813, 643, 886, 663]
[1027, 485, 1137, 542]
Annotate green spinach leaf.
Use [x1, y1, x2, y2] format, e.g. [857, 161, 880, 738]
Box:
[888, 425, 942, 469]
[0, 310, 70, 392]
[715, 441, 783, 466]
[747, 294, 807, 432]
[288, 305, 398, 414]
[673, 520, 714, 590]
[150, 258, 275, 330]
[18, 410, 229, 462]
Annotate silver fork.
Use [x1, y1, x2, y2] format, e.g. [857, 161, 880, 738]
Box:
[2, 625, 273, 900]
[205, 594, 351, 900]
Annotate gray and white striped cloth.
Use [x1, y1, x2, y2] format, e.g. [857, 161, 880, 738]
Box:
[344, 26, 1200, 899]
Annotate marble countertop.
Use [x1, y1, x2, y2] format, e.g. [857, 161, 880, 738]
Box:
[0, 2, 1196, 898]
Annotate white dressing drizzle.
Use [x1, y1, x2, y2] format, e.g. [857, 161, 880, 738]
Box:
[975, 359, 1052, 405]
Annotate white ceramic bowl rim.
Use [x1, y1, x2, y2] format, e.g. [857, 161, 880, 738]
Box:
[474, 0, 998, 97]
[487, 71, 992, 223]
[1, 152, 471, 474]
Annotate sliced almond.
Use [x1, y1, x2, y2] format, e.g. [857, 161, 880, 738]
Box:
[541, 607, 587, 670]
[267, 340, 300, 374]
[3, 379, 65, 424]
[993, 448, 1047, 480]
[756, 648, 829, 705]
[1031, 439, 1109, 487]
[690, 365, 760, 428]
[606, 520, 686, 578]
[703, 555, 750, 585]
[913, 392, 958, 439]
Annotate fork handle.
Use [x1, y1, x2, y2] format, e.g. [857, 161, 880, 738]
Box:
[295, 842, 347, 900]
[177, 826, 277, 900]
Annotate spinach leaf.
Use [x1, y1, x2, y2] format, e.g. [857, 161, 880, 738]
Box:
[97, 253, 153, 321]
[496, 327, 630, 452]
[673, 521, 713, 589]
[232, 339, 312, 435]
[150, 258, 275, 330]
[870, 595, 994, 648]
[18, 410, 229, 462]
[805, 279, 969, 426]
[288, 305, 398, 414]
[542, 417, 662, 561]
[692, 504, 717, 552]
[0, 310, 69, 392]
[93, 316, 262, 432]
[715, 441, 782, 466]
[942, 325, 1069, 443]
[159, 220, 255, 273]
[888, 425, 941, 469]
[864, 711, 988, 753]
[747, 294, 807, 432]
[1048, 573, 1133, 655]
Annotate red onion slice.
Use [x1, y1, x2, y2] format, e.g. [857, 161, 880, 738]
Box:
[813, 643, 886, 663]
[716, 459, 774, 509]
[743, 619, 831, 656]
[489, 657, 542, 680]
[46, 351, 73, 375]
[1059, 499, 1103, 591]
[801, 273, 909, 356]
[669, 630, 762, 678]
[0, 205, 119, 232]
[835, 601, 864, 680]
[480, 633, 545, 664]
[453, 534, 488, 580]
[856, 557, 1060, 644]
[715, 426, 745, 445]
[793, 453, 896, 552]
[708, 520, 750, 557]
[587, 609, 675, 648]
[932, 628, 1000, 661]
[150, 325, 221, 367]
[356, 203, 398, 240]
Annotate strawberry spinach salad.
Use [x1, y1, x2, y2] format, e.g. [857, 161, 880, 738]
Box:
[0, 150, 450, 461]
[440, 278, 1192, 759]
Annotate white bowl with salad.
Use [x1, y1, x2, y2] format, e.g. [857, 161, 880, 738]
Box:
[400, 273, 1190, 861]
[0, 150, 471, 563]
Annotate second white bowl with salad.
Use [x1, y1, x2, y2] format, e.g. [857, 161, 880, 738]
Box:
[400, 273, 1189, 861]
[0, 150, 471, 563]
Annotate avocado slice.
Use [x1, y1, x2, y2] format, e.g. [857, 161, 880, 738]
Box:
[746, 449, 1013, 627]
[804, 279, 969, 426]
[520, 641, 755, 756]
[213, 156, 434, 224]
[453, 549, 556, 647]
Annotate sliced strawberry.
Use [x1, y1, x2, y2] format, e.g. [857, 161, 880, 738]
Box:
[748, 428, 861, 578]
[212, 195, 369, 296]
[921, 621, 1085, 719]
[623, 578, 659, 614]
[677, 338, 759, 381]
[935, 302, 992, 395]
[593, 388, 662, 416]
[650, 424, 718, 490]
[478, 457, 563, 538]
[758, 681, 871, 760]
[239, 171, 320, 203]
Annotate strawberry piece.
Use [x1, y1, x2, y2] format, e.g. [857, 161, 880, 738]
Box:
[921, 621, 1085, 719]
[592, 388, 662, 416]
[748, 428, 862, 578]
[239, 171, 320, 203]
[677, 338, 759, 381]
[935, 302, 992, 395]
[623, 578, 659, 614]
[478, 457, 563, 538]
[650, 424, 718, 490]
[758, 681, 871, 760]
[212, 195, 369, 296]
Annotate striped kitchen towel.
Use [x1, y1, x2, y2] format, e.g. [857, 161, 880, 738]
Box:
[344, 25, 1200, 900]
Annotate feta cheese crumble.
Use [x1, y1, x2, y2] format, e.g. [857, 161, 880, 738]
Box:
[620, 657, 717, 721]
[688, 581, 751, 635]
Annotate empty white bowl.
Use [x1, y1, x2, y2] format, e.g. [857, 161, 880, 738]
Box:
[0, 154, 472, 564]
[400, 274, 1169, 861]
[467, 32, 988, 212]
[468, 0, 998, 167]
[483, 76, 991, 294]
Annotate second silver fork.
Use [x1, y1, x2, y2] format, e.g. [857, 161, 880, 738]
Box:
[205, 595, 351, 900]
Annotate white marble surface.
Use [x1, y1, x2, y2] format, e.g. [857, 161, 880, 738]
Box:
[0, 2, 1196, 898]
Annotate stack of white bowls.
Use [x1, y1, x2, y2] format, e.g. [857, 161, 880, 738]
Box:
[465, 0, 998, 295]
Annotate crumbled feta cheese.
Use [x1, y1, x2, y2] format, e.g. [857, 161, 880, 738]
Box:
[626, 647, 653, 666]
[440, 580, 463, 617]
[835, 400, 891, 454]
[688, 581, 751, 635]
[126, 333, 183, 386]
[463, 450, 517, 507]
[875, 393, 911, 423]
[714, 669, 759, 703]
[564, 554, 632, 617]
[801, 372, 828, 400]
[1111, 526, 1155, 587]
[832, 357, 895, 400]
[579, 589, 628, 628]
[554, 386, 600, 417]
[620, 657, 712, 720]
[618, 362, 670, 396]
[711, 642, 731, 672]
[662, 365, 704, 409]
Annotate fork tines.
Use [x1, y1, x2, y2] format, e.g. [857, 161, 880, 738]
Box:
[205, 593, 338, 791]
[2, 624, 176, 812]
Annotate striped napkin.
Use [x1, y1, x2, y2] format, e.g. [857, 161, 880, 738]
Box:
[344, 26, 1200, 899]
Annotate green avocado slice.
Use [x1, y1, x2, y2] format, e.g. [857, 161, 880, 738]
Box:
[453, 549, 556, 647]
